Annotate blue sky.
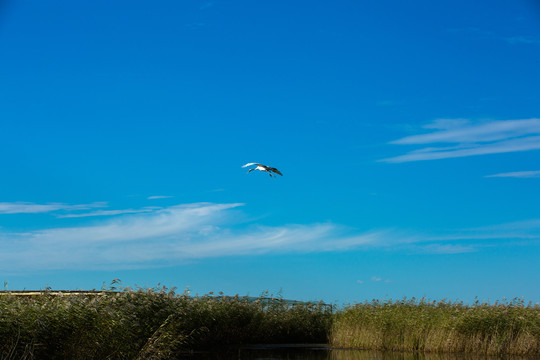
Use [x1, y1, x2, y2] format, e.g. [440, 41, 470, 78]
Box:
[1, 0, 539, 304]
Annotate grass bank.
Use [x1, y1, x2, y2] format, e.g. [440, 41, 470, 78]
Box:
[0, 285, 332, 360]
[331, 298, 540, 356]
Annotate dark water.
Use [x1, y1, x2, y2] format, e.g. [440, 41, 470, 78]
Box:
[181, 345, 538, 360]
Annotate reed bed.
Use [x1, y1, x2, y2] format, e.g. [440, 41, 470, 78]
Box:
[0, 285, 332, 360]
[2, 285, 538, 359]
[330, 297, 540, 356]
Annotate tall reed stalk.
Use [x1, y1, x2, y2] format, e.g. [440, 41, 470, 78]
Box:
[0, 284, 332, 360]
[330, 297, 540, 356]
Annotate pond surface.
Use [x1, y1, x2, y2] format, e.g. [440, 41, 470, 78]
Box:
[183, 345, 538, 360]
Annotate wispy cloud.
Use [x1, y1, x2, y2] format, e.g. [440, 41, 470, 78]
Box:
[382, 218, 540, 254]
[448, 27, 540, 46]
[504, 36, 540, 45]
[0, 203, 387, 271]
[381, 118, 540, 163]
[427, 219, 540, 244]
[57, 208, 157, 218]
[457, 219, 540, 241]
[1, 202, 538, 271]
[485, 170, 540, 178]
[0, 202, 106, 214]
[147, 196, 174, 200]
[413, 243, 476, 254]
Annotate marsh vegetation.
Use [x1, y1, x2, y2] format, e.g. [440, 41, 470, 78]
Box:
[1, 286, 538, 359]
[0, 285, 331, 359]
[331, 298, 540, 356]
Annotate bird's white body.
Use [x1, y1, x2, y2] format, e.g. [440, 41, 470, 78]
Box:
[242, 163, 283, 177]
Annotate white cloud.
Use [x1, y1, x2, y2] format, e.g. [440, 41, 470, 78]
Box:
[460, 219, 540, 241]
[57, 208, 157, 218]
[427, 219, 540, 242]
[1, 202, 538, 271]
[382, 118, 540, 163]
[415, 244, 476, 254]
[485, 170, 540, 178]
[0, 203, 387, 271]
[447, 27, 540, 46]
[147, 196, 174, 200]
[0, 202, 106, 214]
[504, 36, 540, 45]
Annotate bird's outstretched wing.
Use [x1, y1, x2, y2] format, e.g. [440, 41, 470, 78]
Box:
[269, 167, 283, 176]
[242, 163, 261, 168]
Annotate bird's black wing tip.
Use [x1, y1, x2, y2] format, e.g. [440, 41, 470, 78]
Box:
[270, 168, 283, 176]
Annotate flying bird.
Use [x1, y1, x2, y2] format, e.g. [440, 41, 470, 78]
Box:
[242, 163, 283, 178]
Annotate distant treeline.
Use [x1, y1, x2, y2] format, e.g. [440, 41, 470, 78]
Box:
[0, 286, 538, 359]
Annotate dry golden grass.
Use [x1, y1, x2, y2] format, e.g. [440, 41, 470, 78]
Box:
[330, 298, 540, 356]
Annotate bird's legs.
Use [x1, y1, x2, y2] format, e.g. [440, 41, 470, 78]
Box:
[246, 168, 276, 177]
